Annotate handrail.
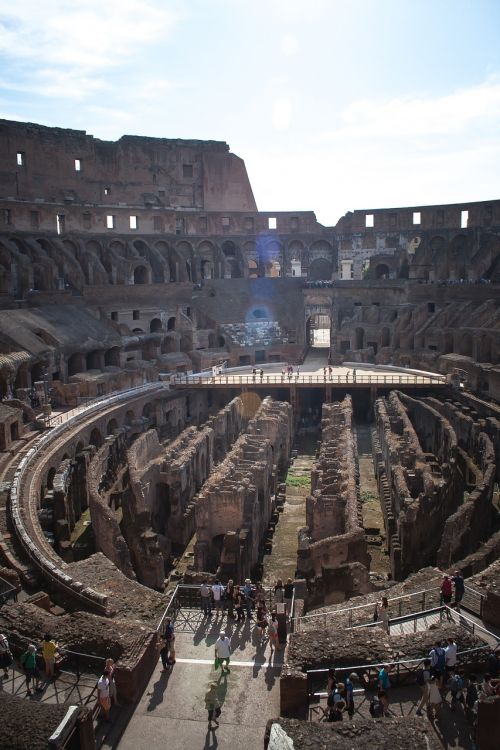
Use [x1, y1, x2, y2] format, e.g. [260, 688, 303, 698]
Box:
[171, 373, 446, 387]
[8, 382, 166, 613]
[295, 586, 442, 630]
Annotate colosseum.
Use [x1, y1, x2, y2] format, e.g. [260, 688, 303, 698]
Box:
[0, 118, 498, 750]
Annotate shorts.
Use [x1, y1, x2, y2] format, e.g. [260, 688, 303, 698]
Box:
[442, 594, 452, 604]
[215, 656, 230, 669]
[99, 696, 111, 713]
[25, 667, 39, 682]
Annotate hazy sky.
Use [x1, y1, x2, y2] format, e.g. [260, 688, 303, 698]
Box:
[1, 0, 500, 225]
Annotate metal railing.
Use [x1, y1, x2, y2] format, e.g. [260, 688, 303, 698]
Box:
[171, 373, 446, 387]
[294, 586, 442, 632]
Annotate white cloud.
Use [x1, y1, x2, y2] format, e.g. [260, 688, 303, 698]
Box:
[280, 33, 298, 57]
[0, 1, 178, 99]
[322, 80, 500, 140]
[272, 97, 292, 130]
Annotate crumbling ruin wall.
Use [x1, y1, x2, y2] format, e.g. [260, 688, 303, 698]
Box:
[297, 397, 370, 604]
[87, 434, 136, 580]
[374, 391, 462, 579]
[194, 397, 292, 581]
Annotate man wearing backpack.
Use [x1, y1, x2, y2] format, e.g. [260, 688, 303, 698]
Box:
[429, 641, 446, 685]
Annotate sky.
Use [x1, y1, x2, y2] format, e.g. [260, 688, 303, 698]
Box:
[1, 0, 500, 226]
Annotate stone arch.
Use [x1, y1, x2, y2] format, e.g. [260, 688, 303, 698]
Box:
[107, 418, 118, 436]
[176, 241, 195, 282]
[133, 265, 149, 285]
[375, 263, 390, 279]
[248, 259, 258, 278]
[355, 327, 365, 350]
[104, 347, 120, 367]
[458, 331, 473, 357]
[142, 402, 156, 425]
[46, 466, 57, 491]
[68, 352, 86, 376]
[150, 317, 163, 333]
[86, 350, 102, 370]
[381, 327, 390, 347]
[308, 257, 333, 280]
[89, 427, 103, 448]
[124, 409, 136, 426]
[167, 316, 176, 331]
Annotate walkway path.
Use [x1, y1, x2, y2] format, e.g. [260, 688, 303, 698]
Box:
[116, 609, 282, 750]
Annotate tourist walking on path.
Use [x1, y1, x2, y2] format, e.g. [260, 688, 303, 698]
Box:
[212, 580, 225, 616]
[377, 596, 390, 634]
[268, 613, 279, 651]
[105, 658, 121, 706]
[242, 579, 254, 619]
[452, 571, 465, 606]
[284, 578, 294, 618]
[21, 643, 42, 696]
[440, 575, 453, 617]
[0, 633, 12, 679]
[234, 585, 245, 623]
[273, 579, 284, 607]
[445, 636, 458, 675]
[378, 664, 391, 692]
[205, 681, 221, 729]
[225, 579, 236, 619]
[416, 659, 432, 715]
[41, 633, 58, 679]
[159, 618, 175, 671]
[200, 580, 212, 617]
[429, 641, 446, 684]
[97, 668, 112, 721]
[428, 676, 443, 720]
[214, 631, 231, 673]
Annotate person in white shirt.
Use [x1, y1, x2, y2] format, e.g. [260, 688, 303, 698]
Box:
[200, 580, 212, 617]
[97, 668, 111, 721]
[445, 637, 457, 674]
[212, 580, 225, 615]
[214, 631, 231, 673]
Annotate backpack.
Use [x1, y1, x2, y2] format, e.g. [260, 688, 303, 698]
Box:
[369, 697, 384, 718]
[436, 648, 446, 671]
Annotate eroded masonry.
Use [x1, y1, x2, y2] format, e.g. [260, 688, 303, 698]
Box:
[0, 119, 499, 749]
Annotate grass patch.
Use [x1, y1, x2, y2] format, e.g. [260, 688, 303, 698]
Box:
[286, 474, 311, 488]
[361, 490, 379, 504]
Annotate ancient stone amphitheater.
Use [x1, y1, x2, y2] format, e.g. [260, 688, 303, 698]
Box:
[0, 119, 499, 750]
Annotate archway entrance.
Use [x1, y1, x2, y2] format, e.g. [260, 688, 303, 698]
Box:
[306, 314, 331, 347]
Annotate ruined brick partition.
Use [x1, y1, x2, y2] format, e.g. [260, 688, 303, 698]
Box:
[194, 397, 292, 581]
[297, 396, 371, 604]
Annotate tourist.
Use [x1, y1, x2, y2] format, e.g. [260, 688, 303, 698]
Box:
[328, 366, 333, 379]
[242, 578, 254, 619]
[255, 602, 268, 641]
[41, 632, 58, 679]
[378, 596, 390, 634]
[327, 683, 346, 721]
[465, 674, 478, 718]
[447, 668, 465, 709]
[284, 578, 294, 618]
[0, 632, 12, 679]
[452, 570, 465, 606]
[268, 612, 279, 651]
[378, 664, 391, 692]
[214, 631, 231, 673]
[327, 667, 337, 693]
[429, 640, 446, 684]
[234, 585, 245, 623]
[344, 673, 355, 717]
[160, 618, 175, 670]
[97, 668, 112, 721]
[105, 658, 121, 706]
[205, 681, 221, 729]
[200, 579, 212, 617]
[445, 636, 458, 675]
[427, 676, 443, 720]
[440, 574, 453, 608]
[481, 673, 497, 697]
[377, 689, 389, 716]
[225, 579, 236, 619]
[416, 658, 432, 715]
[254, 581, 267, 609]
[486, 648, 500, 678]
[212, 579, 225, 616]
[369, 691, 385, 718]
[21, 643, 42, 696]
[274, 578, 284, 607]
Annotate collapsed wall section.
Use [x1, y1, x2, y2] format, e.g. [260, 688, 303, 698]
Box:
[374, 391, 462, 579]
[194, 397, 292, 581]
[297, 396, 370, 604]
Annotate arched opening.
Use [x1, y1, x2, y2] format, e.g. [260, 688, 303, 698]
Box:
[152, 483, 171, 535]
[224, 257, 242, 279]
[125, 409, 135, 426]
[248, 259, 258, 278]
[306, 314, 331, 348]
[308, 257, 333, 281]
[107, 418, 118, 436]
[167, 317, 176, 331]
[201, 259, 214, 279]
[381, 327, 390, 347]
[142, 403, 155, 424]
[104, 347, 120, 367]
[75, 441, 84, 455]
[150, 318, 163, 333]
[443, 332, 454, 354]
[46, 467, 57, 491]
[355, 327, 365, 350]
[375, 263, 390, 279]
[89, 428, 103, 448]
[30, 362, 46, 385]
[458, 332, 473, 357]
[68, 352, 87, 376]
[86, 350, 102, 370]
[133, 265, 148, 285]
